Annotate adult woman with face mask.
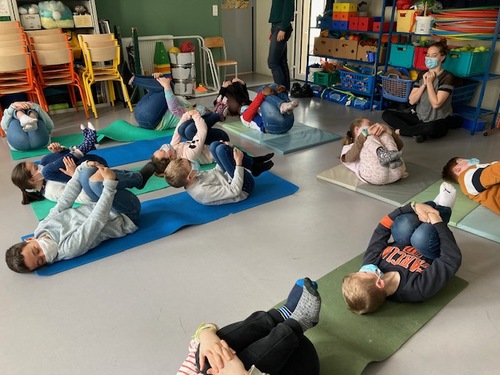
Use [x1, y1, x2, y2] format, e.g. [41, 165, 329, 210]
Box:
[382, 40, 456, 143]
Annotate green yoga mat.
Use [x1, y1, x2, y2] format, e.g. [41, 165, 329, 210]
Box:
[222, 121, 341, 154]
[9, 120, 174, 160]
[303, 254, 468, 375]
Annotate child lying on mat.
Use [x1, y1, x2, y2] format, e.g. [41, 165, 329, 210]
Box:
[130, 74, 219, 131]
[165, 141, 274, 205]
[442, 157, 500, 215]
[1, 101, 54, 151]
[151, 109, 230, 176]
[341, 118, 408, 185]
[5, 161, 151, 273]
[11, 122, 105, 205]
[177, 278, 321, 375]
[342, 182, 462, 314]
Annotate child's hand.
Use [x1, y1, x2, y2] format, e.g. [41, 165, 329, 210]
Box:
[11, 101, 32, 110]
[206, 341, 242, 375]
[222, 80, 231, 88]
[47, 142, 64, 153]
[99, 166, 116, 181]
[157, 77, 172, 90]
[233, 147, 244, 166]
[199, 329, 225, 373]
[414, 203, 439, 223]
[86, 161, 104, 168]
[427, 211, 443, 224]
[152, 72, 162, 79]
[59, 156, 76, 177]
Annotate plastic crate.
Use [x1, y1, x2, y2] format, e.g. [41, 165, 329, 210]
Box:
[413, 46, 428, 70]
[442, 50, 489, 77]
[381, 74, 415, 102]
[339, 70, 375, 95]
[388, 44, 415, 68]
[451, 82, 479, 107]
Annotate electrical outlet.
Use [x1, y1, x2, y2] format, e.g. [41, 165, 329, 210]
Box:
[212, 5, 218, 16]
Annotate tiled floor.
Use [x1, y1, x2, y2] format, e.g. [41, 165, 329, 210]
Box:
[1, 74, 499, 374]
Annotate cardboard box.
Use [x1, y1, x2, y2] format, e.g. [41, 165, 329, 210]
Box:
[313, 37, 337, 57]
[73, 14, 93, 28]
[396, 10, 417, 33]
[20, 14, 41, 30]
[357, 44, 386, 64]
[333, 39, 358, 60]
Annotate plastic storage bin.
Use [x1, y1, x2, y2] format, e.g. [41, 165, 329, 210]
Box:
[413, 46, 429, 70]
[451, 82, 479, 107]
[380, 74, 415, 102]
[388, 44, 415, 68]
[442, 50, 490, 77]
[340, 70, 375, 95]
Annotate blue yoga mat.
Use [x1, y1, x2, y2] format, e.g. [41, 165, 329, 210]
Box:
[92, 137, 171, 167]
[34, 172, 299, 276]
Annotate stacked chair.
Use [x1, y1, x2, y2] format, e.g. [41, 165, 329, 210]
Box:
[0, 22, 47, 137]
[78, 33, 133, 118]
[28, 31, 89, 119]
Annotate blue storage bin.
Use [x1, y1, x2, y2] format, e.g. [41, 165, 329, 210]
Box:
[388, 44, 415, 68]
[340, 70, 375, 95]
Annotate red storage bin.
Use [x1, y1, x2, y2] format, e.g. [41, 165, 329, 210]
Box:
[349, 16, 359, 30]
[358, 17, 373, 31]
[413, 46, 429, 70]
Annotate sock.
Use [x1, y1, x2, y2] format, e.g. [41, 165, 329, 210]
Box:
[252, 153, 274, 163]
[277, 279, 305, 320]
[280, 101, 299, 115]
[376, 147, 402, 166]
[290, 278, 321, 332]
[75, 125, 98, 155]
[213, 101, 228, 121]
[434, 182, 457, 209]
[251, 160, 274, 177]
[137, 162, 156, 189]
[389, 159, 403, 169]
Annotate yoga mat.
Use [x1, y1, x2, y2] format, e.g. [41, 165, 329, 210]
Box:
[34, 172, 299, 275]
[221, 121, 341, 154]
[317, 162, 441, 207]
[303, 253, 468, 375]
[457, 206, 500, 244]
[9, 120, 174, 160]
[406, 180, 479, 226]
[30, 172, 169, 221]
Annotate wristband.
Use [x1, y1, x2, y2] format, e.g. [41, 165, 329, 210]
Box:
[193, 322, 219, 341]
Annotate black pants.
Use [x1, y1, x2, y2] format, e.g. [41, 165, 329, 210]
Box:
[382, 109, 454, 139]
[198, 310, 319, 375]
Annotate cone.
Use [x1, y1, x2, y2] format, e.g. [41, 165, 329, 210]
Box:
[153, 41, 171, 74]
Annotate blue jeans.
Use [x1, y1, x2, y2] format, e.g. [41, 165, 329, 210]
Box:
[77, 165, 142, 223]
[132, 74, 171, 129]
[258, 85, 294, 134]
[7, 116, 50, 151]
[268, 24, 293, 90]
[177, 112, 229, 143]
[392, 201, 452, 260]
[40, 151, 107, 183]
[209, 141, 255, 195]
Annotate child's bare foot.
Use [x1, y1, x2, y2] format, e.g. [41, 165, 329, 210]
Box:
[280, 100, 299, 114]
[231, 77, 245, 85]
[275, 85, 287, 94]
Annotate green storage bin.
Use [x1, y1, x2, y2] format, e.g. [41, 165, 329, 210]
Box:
[388, 44, 415, 68]
[443, 50, 490, 77]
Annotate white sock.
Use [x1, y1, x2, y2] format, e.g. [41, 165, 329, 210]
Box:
[87, 122, 95, 131]
[434, 182, 457, 209]
[20, 114, 37, 127]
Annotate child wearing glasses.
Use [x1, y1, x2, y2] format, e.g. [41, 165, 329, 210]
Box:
[382, 40, 456, 143]
[164, 141, 274, 205]
[342, 182, 461, 314]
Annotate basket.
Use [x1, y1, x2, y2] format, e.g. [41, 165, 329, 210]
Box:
[380, 73, 414, 102]
[452, 82, 479, 107]
[339, 70, 375, 95]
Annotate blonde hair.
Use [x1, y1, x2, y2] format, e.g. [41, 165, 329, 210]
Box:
[343, 117, 370, 146]
[164, 158, 190, 188]
[342, 272, 386, 314]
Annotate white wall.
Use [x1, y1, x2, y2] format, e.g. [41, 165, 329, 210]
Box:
[255, 0, 272, 75]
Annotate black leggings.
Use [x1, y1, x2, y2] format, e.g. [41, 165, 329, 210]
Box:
[382, 109, 455, 138]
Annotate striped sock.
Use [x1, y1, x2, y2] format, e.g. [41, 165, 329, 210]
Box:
[277, 278, 315, 321]
[290, 277, 321, 332]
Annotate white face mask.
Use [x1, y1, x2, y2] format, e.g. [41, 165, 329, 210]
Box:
[37, 236, 58, 263]
[160, 144, 172, 153]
